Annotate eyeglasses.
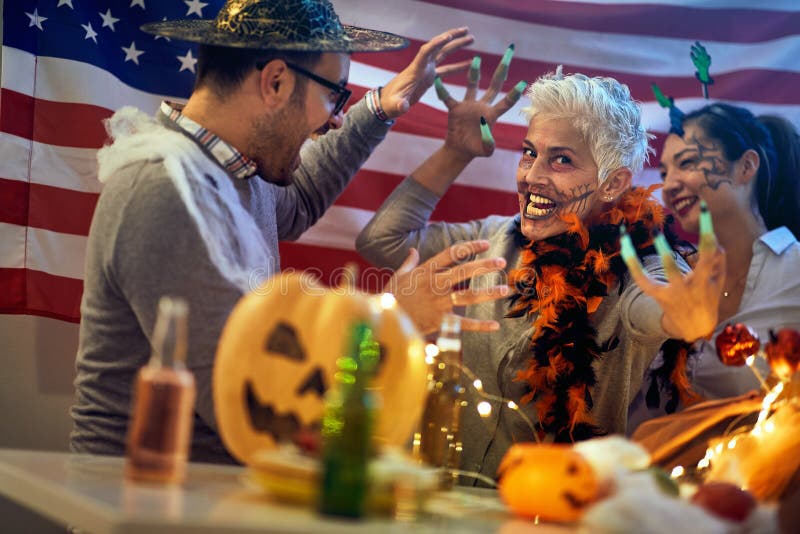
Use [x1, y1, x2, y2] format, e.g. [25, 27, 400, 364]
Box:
[257, 61, 351, 117]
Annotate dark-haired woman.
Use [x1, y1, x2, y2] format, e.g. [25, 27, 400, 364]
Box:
[631, 103, 800, 414]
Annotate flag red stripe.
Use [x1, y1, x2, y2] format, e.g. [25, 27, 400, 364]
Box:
[9, 87, 527, 153]
[28, 183, 99, 236]
[339, 169, 518, 220]
[0, 268, 82, 323]
[0, 177, 29, 226]
[4, 78, 798, 158]
[0, 88, 717, 161]
[348, 86, 526, 149]
[418, 0, 800, 43]
[7, 167, 518, 237]
[278, 241, 393, 292]
[0, 267, 25, 311]
[353, 46, 800, 106]
[0, 179, 100, 235]
[32, 97, 111, 149]
[0, 89, 111, 149]
[0, 89, 35, 140]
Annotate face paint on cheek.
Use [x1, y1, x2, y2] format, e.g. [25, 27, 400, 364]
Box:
[554, 183, 595, 216]
[685, 134, 734, 190]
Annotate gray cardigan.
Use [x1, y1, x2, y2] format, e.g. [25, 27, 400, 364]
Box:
[70, 99, 391, 463]
[357, 177, 675, 481]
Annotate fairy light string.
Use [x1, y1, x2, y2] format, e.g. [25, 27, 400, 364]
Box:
[423, 343, 540, 443]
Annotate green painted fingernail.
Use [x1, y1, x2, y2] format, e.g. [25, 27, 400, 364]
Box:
[469, 56, 481, 84]
[620, 225, 636, 263]
[699, 200, 714, 237]
[434, 76, 449, 101]
[480, 116, 494, 145]
[513, 80, 527, 94]
[501, 44, 515, 67]
[653, 231, 672, 260]
[500, 44, 514, 79]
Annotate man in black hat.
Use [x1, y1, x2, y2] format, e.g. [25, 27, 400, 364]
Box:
[70, 0, 508, 463]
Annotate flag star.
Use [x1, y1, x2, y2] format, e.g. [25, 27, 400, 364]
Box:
[57, 0, 74, 8]
[177, 50, 198, 73]
[130, 0, 146, 9]
[122, 41, 145, 65]
[184, 0, 209, 17]
[82, 21, 98, 44]
[154, 17, 171, 41]
[25, 9, 48, 31]
[99, 9, 120, 31]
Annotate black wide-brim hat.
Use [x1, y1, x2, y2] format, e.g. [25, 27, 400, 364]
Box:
[141, 0, 409, 53]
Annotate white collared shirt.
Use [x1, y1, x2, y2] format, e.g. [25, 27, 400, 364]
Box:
[690, 226, 800, 398]
[628, 227, 800, 431]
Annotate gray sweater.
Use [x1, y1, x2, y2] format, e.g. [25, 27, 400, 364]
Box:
[70, 99, 391, 463]
[357, 177, 675, 481]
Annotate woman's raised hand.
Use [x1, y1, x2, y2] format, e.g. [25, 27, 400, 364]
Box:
[434, 45, 527, 158]
[621, 201, 727, 342]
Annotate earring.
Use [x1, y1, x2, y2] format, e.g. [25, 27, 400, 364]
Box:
[603, 194, 614, 202]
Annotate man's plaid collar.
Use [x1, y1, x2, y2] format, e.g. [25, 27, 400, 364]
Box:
[160, 101, 257, 180]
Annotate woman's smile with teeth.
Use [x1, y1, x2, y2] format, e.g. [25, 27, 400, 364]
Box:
[526, 193, 557, 217]
[672, 196, 697, 213]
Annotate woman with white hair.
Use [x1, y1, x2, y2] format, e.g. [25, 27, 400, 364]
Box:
[357, 66, 701, 481]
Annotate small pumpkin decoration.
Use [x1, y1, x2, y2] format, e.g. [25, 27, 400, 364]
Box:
[765, 328, 800, 381]
[214, 270, 427, 465]
[715, 323, 760, 367]
[497, 443, 599, 523]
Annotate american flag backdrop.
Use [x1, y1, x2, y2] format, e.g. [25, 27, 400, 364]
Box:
[2, 0, 800, 326]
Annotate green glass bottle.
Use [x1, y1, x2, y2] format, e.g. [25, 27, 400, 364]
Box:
[318, 321, 379, 518]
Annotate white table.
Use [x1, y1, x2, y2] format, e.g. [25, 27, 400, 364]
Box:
[0, 449, 567, 533]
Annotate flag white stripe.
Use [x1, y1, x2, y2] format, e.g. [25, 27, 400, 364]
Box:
[336, 0, 800, 75]
[294, 205, 375, 251]
[6, 47, 800, 151]
[1, 46, 35, 95]
[12, 165, 664, 284]
[0, 133, 32, 183]
[353, 62, 800, 131]
[1, 47, 174, 112]
[25, 227, 87, 281]
[10, 205, 377, 281]
[0, 133, 103, 193]
[0, 223, 26, 269]
[6, 48, 799, 143]
[3, 114, 781, 208]
[363, 129, 519, 191]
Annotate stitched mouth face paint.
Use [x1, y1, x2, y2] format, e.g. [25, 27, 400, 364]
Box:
[516, 116, 599, 241]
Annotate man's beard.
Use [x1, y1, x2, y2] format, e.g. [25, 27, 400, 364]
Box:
[248, 99, 306, 186]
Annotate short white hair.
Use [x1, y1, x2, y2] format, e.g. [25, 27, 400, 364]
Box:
[522, 66, 652, 183]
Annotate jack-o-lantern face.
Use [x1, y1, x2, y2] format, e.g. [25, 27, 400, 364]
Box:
[243, 321, 329, 443]
[214, 272, 427, 465]
[498, 443, 599, 523]
[715, 323, 760, 367]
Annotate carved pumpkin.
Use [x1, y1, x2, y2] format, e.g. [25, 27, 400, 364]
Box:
[715, 323, 760, 367]
[498, 443, 599, 523]
[214, 271, 427, 465]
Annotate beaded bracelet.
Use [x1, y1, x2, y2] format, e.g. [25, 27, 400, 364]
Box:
[366, 87, 393, 124]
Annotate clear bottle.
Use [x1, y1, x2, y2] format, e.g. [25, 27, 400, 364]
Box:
[416, 314, 464, 488]
[318, 322, 378, 518]
[125, 296, 196, 484]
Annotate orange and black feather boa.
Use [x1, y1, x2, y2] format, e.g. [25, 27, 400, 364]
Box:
[506, 185, 696, 442]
